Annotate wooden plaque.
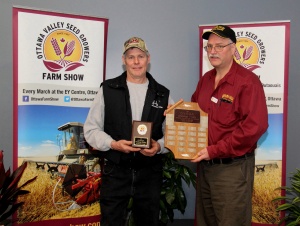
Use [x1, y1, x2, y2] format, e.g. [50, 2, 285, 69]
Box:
[164, 100, 208, 159]
[132, 121, 153, 148]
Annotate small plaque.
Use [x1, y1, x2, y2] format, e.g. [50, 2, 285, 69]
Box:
[132, 121, 153, 148]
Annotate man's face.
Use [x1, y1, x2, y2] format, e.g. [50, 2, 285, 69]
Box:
[122, 48, 150, 82]
[206, 34, 235, 69]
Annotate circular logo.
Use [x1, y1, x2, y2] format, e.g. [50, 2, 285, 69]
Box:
[137, 124, 147, 135]
[44, 29, 82, 63]
[36, 24, 89, 72]
[234, 38, 259, 65]
[233, 35, 265, 72]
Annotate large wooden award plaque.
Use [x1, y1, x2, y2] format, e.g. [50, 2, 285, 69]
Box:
[164, 100, 208, 159]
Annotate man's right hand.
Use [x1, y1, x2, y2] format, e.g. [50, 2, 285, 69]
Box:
[111, 140, 141, 153]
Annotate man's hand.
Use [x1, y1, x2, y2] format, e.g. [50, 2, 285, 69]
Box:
[111, 140, 141, 153]
[140, 139, 160, 157]
[191, 148, 210, 162]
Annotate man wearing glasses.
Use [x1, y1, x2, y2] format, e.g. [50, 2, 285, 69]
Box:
[191, 25, 268, 226]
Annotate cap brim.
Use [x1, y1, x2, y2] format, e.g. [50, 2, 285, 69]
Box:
[202, 30, 228, 40]
[202, 31, 212, 40]
[123, 46, 148, 54]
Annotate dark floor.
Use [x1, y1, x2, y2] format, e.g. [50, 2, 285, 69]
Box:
[168, 219, 194, 225]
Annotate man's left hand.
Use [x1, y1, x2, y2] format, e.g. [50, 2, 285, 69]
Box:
[140, 139, 160, 157]
[191, 148, 210, 162]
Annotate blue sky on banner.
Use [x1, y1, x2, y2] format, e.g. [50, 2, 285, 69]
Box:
[18, 105, 89, 157]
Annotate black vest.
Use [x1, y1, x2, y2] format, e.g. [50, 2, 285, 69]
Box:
[101, 72, 170, 165]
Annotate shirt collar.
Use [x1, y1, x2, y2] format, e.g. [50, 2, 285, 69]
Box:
[208, 60, 238, 86]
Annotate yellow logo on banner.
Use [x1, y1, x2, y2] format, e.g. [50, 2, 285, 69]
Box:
[36, 23, 90, 73]
[44, 30, 82, 64]
[234, 31, 266, 72]
[234, 38, 261, 72]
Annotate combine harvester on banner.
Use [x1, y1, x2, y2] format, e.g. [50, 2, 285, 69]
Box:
[32, 122, 103, 211]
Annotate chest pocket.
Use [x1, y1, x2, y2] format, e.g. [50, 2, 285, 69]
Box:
[211, 101, 238, 126]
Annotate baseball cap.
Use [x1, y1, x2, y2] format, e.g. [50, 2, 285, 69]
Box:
[202, 25, 236, 43]
[123, 37, 149, 54]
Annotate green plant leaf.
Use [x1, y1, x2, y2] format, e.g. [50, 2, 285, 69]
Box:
[165, 191, 175, 205]
[292, 197, 300, 204]
[175, 187, 187, 213]
[273, 169, 300, 226]
[163, 170, 172, 179]
[276, 203, 295, 211]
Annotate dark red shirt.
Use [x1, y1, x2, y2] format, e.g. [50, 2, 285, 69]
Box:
[191, 61, 268, 159]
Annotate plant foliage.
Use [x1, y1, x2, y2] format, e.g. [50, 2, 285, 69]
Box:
[0, 150, 37, 225]
[272, 168, 300, 226]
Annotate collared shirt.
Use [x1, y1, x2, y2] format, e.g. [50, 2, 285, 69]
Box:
[191, 61, 268, 159]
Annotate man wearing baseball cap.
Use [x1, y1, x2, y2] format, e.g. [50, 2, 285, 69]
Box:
[191, 25, 268, 225]
[84, 36, 173, 226]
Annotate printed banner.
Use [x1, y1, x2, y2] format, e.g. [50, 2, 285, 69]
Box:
[199, 21, 290, 226]
[13, 7, 108, 226]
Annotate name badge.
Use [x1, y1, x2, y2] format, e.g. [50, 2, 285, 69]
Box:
[211, 96, 218, 104]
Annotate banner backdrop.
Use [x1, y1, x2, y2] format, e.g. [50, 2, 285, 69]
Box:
[13, 7, 108, 226]
[199, 21, 290, 225]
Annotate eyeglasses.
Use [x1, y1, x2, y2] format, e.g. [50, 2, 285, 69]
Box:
[204, 43, 233, 52]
